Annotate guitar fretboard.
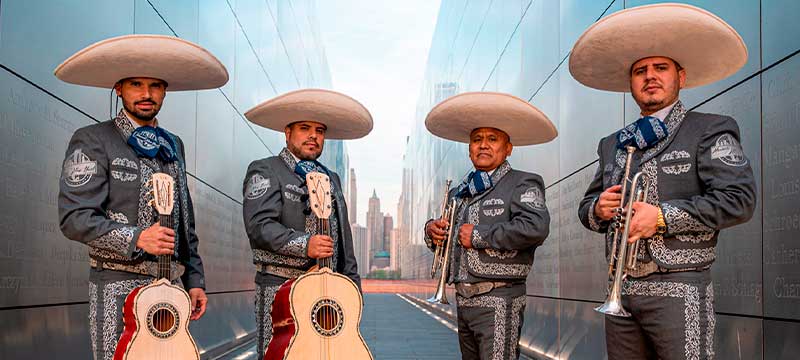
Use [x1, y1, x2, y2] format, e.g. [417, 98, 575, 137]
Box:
[158, 214, 174, 280]
[318, 218, 333, 270]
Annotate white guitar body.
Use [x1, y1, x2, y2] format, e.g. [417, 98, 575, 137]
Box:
[115, 279, 199, 359]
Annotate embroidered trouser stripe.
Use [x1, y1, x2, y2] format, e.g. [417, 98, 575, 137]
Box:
[605, 271, 714, 360]
[255, 273, 286, 359]
[456, 284, 526, 360]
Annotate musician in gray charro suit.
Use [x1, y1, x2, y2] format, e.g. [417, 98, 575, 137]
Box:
[241, 89, 372, 358]
[571, 4, 756, 359]
[423, 92, 557, 360]
[55, 35, 228, 359]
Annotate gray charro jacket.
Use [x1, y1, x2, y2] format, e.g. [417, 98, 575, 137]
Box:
[242, 148, 360, 287]
[578, 101, 756, 274]
[425, 161, 550, 283]
[58, 111, 205, 290]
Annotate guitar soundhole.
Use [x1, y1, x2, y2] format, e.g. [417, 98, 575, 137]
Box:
[311, 299, 344, 337]
[146, 302, 180, 339]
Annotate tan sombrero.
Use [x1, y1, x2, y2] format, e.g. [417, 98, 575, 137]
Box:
[54, 34, 229, 91]
[425, 92, 557, 146]
[569, 3, 747, 92]
[245, 89, 373, 140]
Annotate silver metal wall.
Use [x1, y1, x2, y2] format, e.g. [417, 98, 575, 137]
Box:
[0, 0, 344, 358]
[401, 0, 800, 358]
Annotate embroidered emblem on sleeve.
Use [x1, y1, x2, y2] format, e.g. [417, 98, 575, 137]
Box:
[520, 186, 546, 210]
[63, 149, 97, 187]
[710, 134, 747, 167]
[245, 174, 271, 200]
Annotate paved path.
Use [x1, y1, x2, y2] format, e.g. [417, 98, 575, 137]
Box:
[219, 293, 461, 360]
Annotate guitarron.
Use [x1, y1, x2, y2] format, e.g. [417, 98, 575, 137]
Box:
[114, 173, 200, 360]
[265, 171, 373, 360]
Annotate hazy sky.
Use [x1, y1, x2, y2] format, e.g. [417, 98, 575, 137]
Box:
[318, 0, 441, 224]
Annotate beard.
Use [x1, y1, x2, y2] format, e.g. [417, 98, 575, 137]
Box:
[122, 100, 160, 121]
[287, 141, 322, 160]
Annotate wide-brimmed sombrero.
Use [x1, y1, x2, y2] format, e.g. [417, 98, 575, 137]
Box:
[569, 3, 747, 92]
[245, 89, 373, 140]
[54, 34, 229, 91]
[425, 92, 557, 146]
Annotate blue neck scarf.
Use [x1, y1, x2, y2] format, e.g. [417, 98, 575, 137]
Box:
[127, 126, 178, 162]
[294, 159, 329, 178]
[616, 115, 669, 150]
[456, 170, 493, 198]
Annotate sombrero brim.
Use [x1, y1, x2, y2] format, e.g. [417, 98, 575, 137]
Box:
[244, 89, 373, 140]
[54, 34, 229, 91]
[569, 3, 747, 92]
[425, 92, 557, 146]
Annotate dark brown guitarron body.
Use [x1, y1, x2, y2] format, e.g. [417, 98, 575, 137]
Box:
[265, 171, 372, 360]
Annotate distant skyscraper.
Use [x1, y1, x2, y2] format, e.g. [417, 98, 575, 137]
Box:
[349, 168, 357, 224]
[382, 214, 393, 254]
[366, 189, 383, 260]
[351, 224, 369, 277]
[390, 228, 399, 271]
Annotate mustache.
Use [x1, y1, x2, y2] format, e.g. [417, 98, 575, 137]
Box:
[134, 99, 157, 105]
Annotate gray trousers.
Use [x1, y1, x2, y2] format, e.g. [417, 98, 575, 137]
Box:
[88, 268, 159, 360]
[456, 283, 527, 360]
[255, 272, 289, 359]
[606, 270, 715, 360]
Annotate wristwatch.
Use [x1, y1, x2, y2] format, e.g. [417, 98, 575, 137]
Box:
[656, 207, 667, 235]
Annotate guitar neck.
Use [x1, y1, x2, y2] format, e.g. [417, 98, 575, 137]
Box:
[158, 214, 173, 280]
[317, 218, 333, 270]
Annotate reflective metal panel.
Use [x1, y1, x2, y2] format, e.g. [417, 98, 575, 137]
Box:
[558, 299, 606, 360]
[762, 0, 800, 66]
[519, 296, 560, 359]
[0, 303, 91, 359]
[528, 185, 560, 297]
[0, 0, 133, 122]
[762, 54, 800, 320]
[195, 90, 237, 198]
[188, 176, 254, 293]
[558, 164, 606, 302]
[764, 319, 800, 360]
[714, 314, 763, 359]
[0, 69, 92, 307]
[147, 0, 200, 41]
[696, 76, 762, 316]
[190, 291, 257, 353]
[559, 0, 619, 58]
[198, 0, 236, 96]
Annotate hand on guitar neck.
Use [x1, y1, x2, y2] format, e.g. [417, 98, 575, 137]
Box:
[307, 234, 334, 259]
[136, 222, 175, 256]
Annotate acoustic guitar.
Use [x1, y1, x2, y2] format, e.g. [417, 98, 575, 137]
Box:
[265, 171, 372, 360]
[114, 173, 200, 360]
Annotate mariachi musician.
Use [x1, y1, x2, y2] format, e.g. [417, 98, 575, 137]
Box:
[56, 35, 228, 359]
[423, 92, 556, 360]
[241, 89, 372, 358]
[571, 4, 756, 359]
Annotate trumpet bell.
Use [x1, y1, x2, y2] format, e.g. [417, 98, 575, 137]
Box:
[426, 286, 449, 305]
[594, 298, 631, 317]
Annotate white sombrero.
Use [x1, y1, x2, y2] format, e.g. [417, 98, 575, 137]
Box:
[569, 3, 747, 92]
[425, 92, 557, 146]
[54, 34, 229, 91]
[245, 89, 373, 140]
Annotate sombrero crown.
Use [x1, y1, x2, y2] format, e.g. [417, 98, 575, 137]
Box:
[245, 89, 373, 140]
[55, 34, 229, 91]
[425, 92, 557, 146]
[569, 3, 747, 92]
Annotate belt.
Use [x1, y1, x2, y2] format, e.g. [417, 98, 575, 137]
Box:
[256, 263, 306, 279]
[455, 281, 514, 299]
[90, 258, 185, 281]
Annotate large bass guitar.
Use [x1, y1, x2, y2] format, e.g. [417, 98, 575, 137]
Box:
[265, 171, 372, 360]
[114, 173, 200, 360]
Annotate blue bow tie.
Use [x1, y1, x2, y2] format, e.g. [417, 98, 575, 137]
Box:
[616, 115, 669, 150]
[456, 170, 493, 198]
[294, 159, 328, 178]
[127, 126, 178, 162]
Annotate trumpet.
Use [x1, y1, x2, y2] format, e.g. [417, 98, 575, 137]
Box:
[429, 180, 452, 278]
[595, 146, 650, 317]
[428, 180, 456, 304]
